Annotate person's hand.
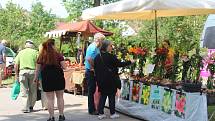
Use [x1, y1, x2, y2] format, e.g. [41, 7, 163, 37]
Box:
[33, 77, 38, 84]
[116, 89, 121, 97]
[63, 67, 73, 72]
[90, 68, 94, 72]
[37, 81, 41, 86]
[15, 74, 19, 82]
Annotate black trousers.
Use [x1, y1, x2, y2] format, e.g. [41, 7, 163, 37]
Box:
[98, 93, 115, 115]
[85, 70, 96, 113]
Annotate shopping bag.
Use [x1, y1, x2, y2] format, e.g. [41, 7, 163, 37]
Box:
[11, 80, 20, 100]
[37, 89, 41, 101]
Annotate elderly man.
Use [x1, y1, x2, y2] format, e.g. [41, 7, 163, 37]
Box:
[85, 33, 105, 115]
[15, 40, 38, 113]
[0, 40, 7, 87]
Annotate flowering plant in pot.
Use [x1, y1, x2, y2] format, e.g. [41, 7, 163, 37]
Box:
[128, 47, 148, 76]
[180, 49, 204, 92]
[207, 52, 215, 89]
[153, 47, 169, 78]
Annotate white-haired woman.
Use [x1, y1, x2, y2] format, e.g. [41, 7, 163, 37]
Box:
[94, 40, 134, 119]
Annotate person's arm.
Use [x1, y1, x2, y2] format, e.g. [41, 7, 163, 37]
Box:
[87, 57, 94, 70]
[33, 64, 41, 83]
[86, 48, 97, 70]
[14, 54, 20, 81]
[111, 54, 132, 67]
[14, 64, 19, 81]
[2, 46, 6, 63]
[60, 61, 71, 72]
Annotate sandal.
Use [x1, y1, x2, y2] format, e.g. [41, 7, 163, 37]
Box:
[47, 117, 55, 121]
[59, 115, 65, 121]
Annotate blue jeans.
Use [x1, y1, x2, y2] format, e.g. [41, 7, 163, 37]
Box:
[85, 70, 96, 113]
[98, 94, 115, 115]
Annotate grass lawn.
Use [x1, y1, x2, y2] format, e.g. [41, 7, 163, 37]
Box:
[208, 105, 215, 121]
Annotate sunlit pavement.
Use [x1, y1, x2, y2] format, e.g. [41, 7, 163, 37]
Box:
[0, 88, 141, 121]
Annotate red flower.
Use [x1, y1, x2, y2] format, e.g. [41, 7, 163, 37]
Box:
[155, 48, 169, 55]
[129, 47, 147, 56]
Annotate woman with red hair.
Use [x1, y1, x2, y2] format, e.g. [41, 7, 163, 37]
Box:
[34, 39, 66, 121]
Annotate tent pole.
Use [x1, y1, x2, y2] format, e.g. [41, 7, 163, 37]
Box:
[60, 36, 63, 52]
[155, 10, 158, 47]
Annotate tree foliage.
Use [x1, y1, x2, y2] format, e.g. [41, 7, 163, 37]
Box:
[0, 2, 56, 50]
[62, 0, 93, 21]
[127, 16, 207, 53]
[62, 0, 120, 21]
[26, 2, 56, 45]
[0, 2, 28, 48]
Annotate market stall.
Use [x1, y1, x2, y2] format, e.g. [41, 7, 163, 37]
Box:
[81, 0, 215, 120]
[45, 20, 113, 50]
[45, 20, 113, 94]
[82, 0, 215, 47]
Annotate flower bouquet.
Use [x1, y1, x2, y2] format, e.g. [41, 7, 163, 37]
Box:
[153, 47, 169, 78]
[128, 47, 148, 76]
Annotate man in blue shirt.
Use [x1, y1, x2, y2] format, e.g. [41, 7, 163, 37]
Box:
[85, 33, 105, 115]
[0, 40, 7, 88]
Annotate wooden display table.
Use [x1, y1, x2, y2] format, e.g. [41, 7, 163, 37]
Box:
[64, 67, 86, 95]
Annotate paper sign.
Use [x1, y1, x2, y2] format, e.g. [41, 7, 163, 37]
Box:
[175, 92, 186, 119]
[151, 85, 161, 110]
[162, 89, 173, 114]
[132, 81, 140, 103]
[121, 81, 130, 100]
[141, 85, 151, 105]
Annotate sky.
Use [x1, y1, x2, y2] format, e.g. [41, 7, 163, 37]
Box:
[0, 0, 69, 18]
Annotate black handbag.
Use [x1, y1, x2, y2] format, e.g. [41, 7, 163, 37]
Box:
[99, 53, 121, 89]
[37, 89, 41, 101]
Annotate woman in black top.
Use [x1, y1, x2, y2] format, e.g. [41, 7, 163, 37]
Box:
[94, 40, 134, 119]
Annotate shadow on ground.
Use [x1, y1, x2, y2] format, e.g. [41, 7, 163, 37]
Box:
[0, 108, 141, 121]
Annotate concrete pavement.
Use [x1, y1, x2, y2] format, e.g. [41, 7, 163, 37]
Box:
[0, 88, 141, 121]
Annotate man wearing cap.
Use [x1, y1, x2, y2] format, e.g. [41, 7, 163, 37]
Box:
[85, 33, 105, 115]
[0, 40, 7, 88]
[15, 40, 38, 113]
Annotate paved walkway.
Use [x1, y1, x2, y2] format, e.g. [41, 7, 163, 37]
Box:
[0, 88, 141, 121]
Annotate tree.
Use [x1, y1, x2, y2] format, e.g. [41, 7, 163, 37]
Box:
[0, 2, 28, 48]
[62, 0, 93, 21]
[25, 2, 56, 45]
[62, 0, 120, 21]
[0, 2, 57, 49]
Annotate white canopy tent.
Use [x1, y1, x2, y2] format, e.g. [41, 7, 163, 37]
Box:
[81, 0, 215, 46]
[82, 0, 215, 20]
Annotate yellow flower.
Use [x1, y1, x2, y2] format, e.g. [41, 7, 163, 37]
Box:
[168, 48, 175, 59]
[125, 53, 131, 60]
[117, 52, 122, 59]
